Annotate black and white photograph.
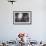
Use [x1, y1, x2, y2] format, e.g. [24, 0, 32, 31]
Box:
[13, 11, 32, 25]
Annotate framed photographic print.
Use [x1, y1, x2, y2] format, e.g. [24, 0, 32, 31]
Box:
[13, 11, 32, 25]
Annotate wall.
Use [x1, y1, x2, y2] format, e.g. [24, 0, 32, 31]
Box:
[0, 0, 46, 41]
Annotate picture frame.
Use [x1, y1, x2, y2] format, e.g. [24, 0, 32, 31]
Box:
[13, 11, 32, 25]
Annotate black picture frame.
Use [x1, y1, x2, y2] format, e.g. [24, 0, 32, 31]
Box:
[13, 11, 32, 25]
